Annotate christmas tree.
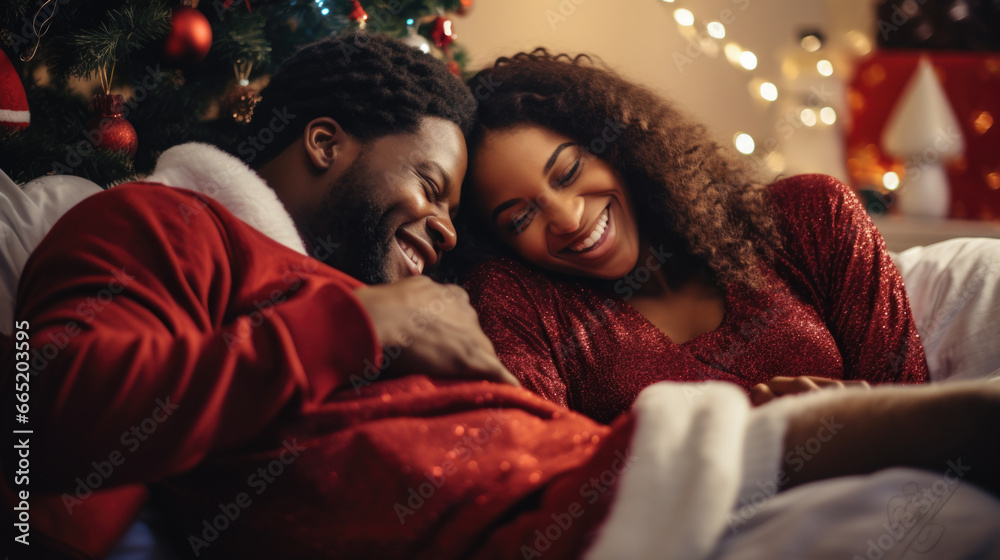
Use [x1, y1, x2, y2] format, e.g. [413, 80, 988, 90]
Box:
[0, 0, 471, 186]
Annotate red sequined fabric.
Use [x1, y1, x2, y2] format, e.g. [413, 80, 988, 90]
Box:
[467, 174, 928, 423]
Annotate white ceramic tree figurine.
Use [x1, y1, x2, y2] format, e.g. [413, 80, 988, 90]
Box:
[881, 57, 965, 219]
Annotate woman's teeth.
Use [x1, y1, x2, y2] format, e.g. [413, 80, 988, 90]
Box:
[568, 207, 609, 252]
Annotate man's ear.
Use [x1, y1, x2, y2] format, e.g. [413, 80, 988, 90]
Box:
[303, 117, 354, 172]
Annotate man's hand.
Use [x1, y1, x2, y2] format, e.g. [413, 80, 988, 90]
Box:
[353, 276, 520, 387]
[779, 381, 1000, 494]
[750, 376, 871, 407]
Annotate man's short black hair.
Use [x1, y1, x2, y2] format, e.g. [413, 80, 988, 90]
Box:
[245, 31, 476, 169]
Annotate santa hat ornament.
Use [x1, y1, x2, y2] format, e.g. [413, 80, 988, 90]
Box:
[881, 57, 964, 218]
[0, 49, 30, 130]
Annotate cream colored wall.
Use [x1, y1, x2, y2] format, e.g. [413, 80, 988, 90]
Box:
[454, 0, 875, 181]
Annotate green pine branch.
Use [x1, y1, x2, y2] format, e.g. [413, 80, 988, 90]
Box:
[0, 0, 36, 30]
[212, 11, 272, 67]
[66, 1, 172, 78]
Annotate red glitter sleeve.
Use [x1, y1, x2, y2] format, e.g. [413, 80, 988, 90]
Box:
[465, 262, 571, 408]
[767, 174, 928, 384]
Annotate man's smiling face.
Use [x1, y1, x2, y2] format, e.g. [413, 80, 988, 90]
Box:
[299, 116, 467, 284]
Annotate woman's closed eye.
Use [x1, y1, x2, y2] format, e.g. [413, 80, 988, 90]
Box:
[507, 154, 585, 235]
[508, 206, 537, 235]
[555, 157, 582, 187]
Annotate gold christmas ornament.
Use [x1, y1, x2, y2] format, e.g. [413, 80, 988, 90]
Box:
[223, 85, 260, 123]
[223, 59, 260, 123]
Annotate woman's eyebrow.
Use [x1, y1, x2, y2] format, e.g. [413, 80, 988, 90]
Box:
[491, 199, 521, 225]
[545, 142, 576, 173]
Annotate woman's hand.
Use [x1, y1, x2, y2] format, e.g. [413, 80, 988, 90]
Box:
[750, 376, 871, 407]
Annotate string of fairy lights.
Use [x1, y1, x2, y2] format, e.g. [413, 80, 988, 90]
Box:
[311, 0, 451, 62]
[310, 0, 875, 177]
[659, 0, 873, 173]
[313, 0, 331, 15]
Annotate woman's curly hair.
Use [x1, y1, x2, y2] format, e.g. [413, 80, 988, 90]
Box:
[455, 50, 782, 290]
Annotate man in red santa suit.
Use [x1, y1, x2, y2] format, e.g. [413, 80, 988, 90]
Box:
[4, 32, 1000, 560]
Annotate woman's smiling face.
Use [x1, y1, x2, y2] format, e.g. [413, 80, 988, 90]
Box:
[471, 125, 641, 279]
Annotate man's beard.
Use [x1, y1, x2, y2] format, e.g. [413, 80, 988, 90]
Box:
[301, 157, 395, 285]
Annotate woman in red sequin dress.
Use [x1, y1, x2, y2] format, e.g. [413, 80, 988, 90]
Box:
[455, 52, 927, 424]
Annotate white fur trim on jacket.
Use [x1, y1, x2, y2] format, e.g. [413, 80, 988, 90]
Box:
[583, 381, 788, 560]
[145, 142, 306, 255]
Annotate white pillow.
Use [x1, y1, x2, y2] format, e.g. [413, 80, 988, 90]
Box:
[0, 170, 103, 335]
[891, 238, 1000, 382]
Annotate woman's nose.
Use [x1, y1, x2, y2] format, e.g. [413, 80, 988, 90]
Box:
[545, 195, 584, 235]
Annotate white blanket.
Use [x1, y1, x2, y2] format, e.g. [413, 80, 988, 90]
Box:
[711, 466, 1000, 560]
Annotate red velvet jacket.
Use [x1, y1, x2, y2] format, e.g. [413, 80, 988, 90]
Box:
[2, 184, 634, 558]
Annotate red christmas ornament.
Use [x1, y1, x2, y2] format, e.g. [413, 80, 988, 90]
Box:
[85, 94, 138, 157]
[431, 16, 455, 48]
[0, 48, 29, 130]
[457, 0, 474, 16]
[349, 0, 368, 25]
[162, 6, 213, 65]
